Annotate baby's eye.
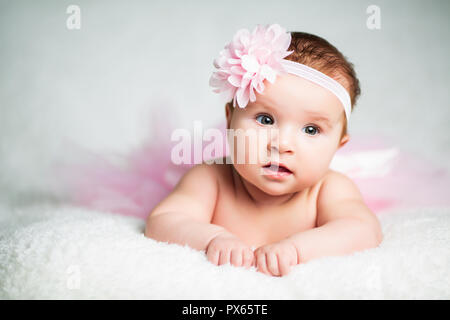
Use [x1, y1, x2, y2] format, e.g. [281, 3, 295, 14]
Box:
[302, 125, 320, 136]
[256, 114, 274, 125]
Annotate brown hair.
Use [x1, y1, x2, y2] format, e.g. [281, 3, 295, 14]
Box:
[226, 31, 361, 139]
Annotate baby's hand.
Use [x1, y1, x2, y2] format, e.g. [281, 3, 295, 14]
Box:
[254, 240, 300, 277]
[206, 232, 255, 269]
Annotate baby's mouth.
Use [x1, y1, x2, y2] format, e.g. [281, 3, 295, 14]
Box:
[262, 163, 293, 174]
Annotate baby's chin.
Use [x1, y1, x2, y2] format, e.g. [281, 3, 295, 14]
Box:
[250, 175, 300, 196]
[234, 164, 312, 196]
[253, 172, 320, 197]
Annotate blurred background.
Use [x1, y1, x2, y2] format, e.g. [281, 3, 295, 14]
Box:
[0, 0, 449, 208]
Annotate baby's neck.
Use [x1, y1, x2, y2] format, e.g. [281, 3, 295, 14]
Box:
[231, 165, 300, 207]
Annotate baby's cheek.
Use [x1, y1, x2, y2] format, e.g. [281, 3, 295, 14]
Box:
[312, 146, 336, 172]
[297, 159, 329, 185]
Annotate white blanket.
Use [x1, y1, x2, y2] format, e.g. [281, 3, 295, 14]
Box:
[1, 203, 449, 299]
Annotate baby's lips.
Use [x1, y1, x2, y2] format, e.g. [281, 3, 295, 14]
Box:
[262, 161, 293, 173]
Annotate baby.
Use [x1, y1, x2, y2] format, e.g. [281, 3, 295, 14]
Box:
[144, 24, 383, 277]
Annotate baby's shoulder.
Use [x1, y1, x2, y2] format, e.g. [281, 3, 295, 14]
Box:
[200, 156, 232, 179]
[174, 160, 220, 192]
[186, 157, 228, 180]
[321, 168, 350, 182]
[317, 169, 363, 203]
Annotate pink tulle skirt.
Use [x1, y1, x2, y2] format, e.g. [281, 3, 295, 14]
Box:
[55, 115, 450, 220]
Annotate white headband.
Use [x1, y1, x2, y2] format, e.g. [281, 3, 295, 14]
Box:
[209, 23, 352, 126]
[280, 59, 352, 124]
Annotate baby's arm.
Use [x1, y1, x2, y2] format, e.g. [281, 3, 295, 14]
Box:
[145, 163, 254, 268]
[286, 171, 383, 263]
[255, 171, 383, 276]
[144, 163, 229, 251]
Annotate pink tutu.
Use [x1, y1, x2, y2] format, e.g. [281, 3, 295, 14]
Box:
[55, 112, 450, 220]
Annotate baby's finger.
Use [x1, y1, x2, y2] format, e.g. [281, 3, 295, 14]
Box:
[206, 248, 220, 266]
[278, 253, 291, 277]
[267, 253, 280, 276]
[290, 253, 299, 267]
[230, 248, 243, 267]
[242, 249, 254, 268]
[256, 252, 270, 275]
[218, 249, 231, 266]
[251, 257, 256, 267]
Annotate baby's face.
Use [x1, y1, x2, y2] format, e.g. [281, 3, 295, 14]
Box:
[226, 73, 349, 196]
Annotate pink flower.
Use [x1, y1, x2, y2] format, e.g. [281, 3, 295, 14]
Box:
[209, 24, 294, 108]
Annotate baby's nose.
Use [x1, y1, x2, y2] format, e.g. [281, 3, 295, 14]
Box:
[269, 127, 295, 154]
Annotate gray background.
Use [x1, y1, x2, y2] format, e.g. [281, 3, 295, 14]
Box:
[0, 0, 449, 204]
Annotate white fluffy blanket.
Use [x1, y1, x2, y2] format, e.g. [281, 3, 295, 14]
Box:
[0, 203, 449, 299]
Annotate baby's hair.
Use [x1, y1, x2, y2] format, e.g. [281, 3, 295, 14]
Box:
[226, 31, 361, 139]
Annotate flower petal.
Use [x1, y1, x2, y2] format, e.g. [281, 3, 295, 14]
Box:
[227, 58, 241, 65]
[241, 54, 260, 73]
[254, 78, 265, 94]
[230, 65, 246, 75]
[249, 83, 256, 102]
[260, 65, 276, 83]
[240, 76, 251, 89]
[210, 23, 293, 108]
[236, 86, 250, 108]
[227, 74, 241, 87]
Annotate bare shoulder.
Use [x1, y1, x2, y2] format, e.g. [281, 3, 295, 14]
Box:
[148, 161, 220, 222]
[201, 156, 234, 183]
[170, 157, 232, 197]
[316, 169, 379, 226]
[317, 169, 364, 203]
[176, 160, 220, 190]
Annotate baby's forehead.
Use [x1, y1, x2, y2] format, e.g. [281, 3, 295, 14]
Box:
[255, 74, 345, 119]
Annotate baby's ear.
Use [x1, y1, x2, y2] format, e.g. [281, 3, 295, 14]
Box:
[338, 134, 350, 148]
